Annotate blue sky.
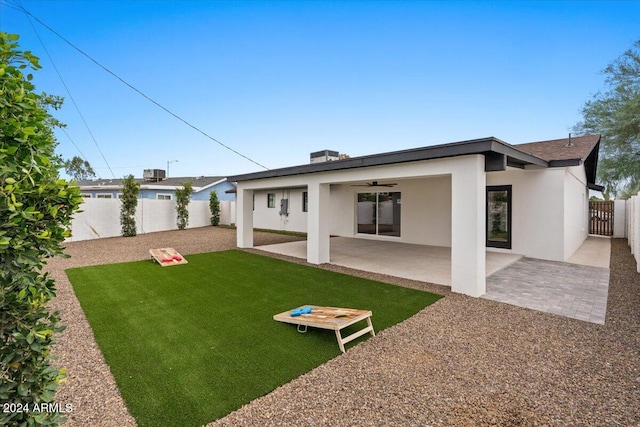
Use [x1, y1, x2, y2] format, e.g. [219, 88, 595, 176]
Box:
[1, 1, 639, 179]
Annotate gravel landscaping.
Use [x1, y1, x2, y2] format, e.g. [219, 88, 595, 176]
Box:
[46, 228, 639, 426]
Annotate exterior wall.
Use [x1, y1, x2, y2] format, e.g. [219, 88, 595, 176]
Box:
[329, 177, 451, 246]
[563, 165, 589, 260]
[253, 189, 307, 232]
[250, 176, 452, 246]
[487, 167, 566, 261]
[398, 176, 451, 246]
[67, 198, 234, 242]
[192, 181, 236, 201]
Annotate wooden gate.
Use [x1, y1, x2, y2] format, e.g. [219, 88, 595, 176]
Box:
[589, 200, 614, 236]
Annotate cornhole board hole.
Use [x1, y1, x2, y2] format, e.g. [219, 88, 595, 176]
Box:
[273, 305, 375, 353]
[149, 248, 188, 267]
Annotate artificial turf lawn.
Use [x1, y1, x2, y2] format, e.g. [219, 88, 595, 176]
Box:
[66, 250, 442, 427]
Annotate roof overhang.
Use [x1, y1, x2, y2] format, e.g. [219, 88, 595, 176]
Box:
[588, 183, 605, 192]
[228, 137, 549, 182]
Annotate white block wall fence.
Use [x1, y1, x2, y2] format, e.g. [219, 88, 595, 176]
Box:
[66, 199, 235, 242]
[626, 192, 640, 272]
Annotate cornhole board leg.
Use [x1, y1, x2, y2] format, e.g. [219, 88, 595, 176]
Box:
[335, 316, 375, 353]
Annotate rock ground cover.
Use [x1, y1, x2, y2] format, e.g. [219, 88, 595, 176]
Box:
[45, 229, 639, 426]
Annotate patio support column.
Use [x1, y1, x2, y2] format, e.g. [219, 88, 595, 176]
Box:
[307, 182, 330, 264]
[451, 155, 486, 297]
[236, 187, 254, 248]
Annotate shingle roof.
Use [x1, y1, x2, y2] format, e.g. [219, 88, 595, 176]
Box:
[514, 134, 601, 162]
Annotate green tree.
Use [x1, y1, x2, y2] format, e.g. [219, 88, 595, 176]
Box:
[209, 190, 220, 226]
[63, 155, 95, 181]
[120, 174, 140, 237]
[574, 39, 640, 199]
[0, 33, 83, 426]
[175, 182, 193, 230]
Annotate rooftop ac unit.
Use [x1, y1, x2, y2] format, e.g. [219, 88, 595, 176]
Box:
[143, 169, 166, 182]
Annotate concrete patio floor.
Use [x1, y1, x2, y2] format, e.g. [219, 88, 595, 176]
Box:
[257, 237, 522, 286]
[257, 235, 611, 324]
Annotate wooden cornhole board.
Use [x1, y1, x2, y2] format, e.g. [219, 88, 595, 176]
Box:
[149, 248, 188, 267]
[273, 305, 375, 353]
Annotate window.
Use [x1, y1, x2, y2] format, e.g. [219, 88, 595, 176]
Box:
[302, 191, 308, 212]
[267, 193, 275, 208]
[486, 185, 512, 249]
[96, 194, 112, 199]
[157, 194, 172, 201]
[356, 192, 401, 237]
[80, 193, 92, 198]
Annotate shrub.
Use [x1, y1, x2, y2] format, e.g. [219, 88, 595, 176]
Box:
[120, 174, 139, 237]
[209, 190, 220, 226]
[175, 182, 193, 230]
[0, 32, 83, 426]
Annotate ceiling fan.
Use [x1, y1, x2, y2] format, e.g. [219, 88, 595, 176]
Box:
[351, 180, 397, 188]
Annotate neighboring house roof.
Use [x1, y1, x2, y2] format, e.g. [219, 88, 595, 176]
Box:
[76, 176, 229, 191]
[227, 135, 602, 189]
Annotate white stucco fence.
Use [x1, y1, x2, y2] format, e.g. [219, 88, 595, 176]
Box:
[67, 199, 235, 242]
[626, 193, 640, 272]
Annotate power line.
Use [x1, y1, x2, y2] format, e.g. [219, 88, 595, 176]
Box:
[8, 1, 270, 171]
[20, 5, 114, 178]
[59, 127, 103, 179]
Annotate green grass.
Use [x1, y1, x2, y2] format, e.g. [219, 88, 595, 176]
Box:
[66, 250, 442, 427]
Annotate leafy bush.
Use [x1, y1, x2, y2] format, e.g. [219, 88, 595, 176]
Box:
[209, 190, 220, 226]
[0, 32, 83, 426]
[175, 182, 193, 230]
[120, 174, 139, 237]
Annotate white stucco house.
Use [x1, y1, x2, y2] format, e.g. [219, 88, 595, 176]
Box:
[227, 135, 602, 297]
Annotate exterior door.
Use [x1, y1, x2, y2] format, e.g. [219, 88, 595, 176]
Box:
[486, 186, 512, 249]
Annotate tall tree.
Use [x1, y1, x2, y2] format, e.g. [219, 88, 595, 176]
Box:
[0, 33, 83, 426]
[64, 155, 96, 181]
[120, 174, 140, 237]
[574, 39, 640, 199]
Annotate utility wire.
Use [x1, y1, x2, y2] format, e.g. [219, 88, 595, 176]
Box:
[9, 1, 270, 171]
[59, 127, 103, 179]
[21, 5, 113, 178]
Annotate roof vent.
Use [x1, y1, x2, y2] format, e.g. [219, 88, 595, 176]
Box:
[565, 133, 574, 147]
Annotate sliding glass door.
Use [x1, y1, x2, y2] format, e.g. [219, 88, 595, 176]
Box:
[357, 192, 401, 237]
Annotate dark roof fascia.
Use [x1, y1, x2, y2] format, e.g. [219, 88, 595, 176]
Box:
[583, 141, 600, 185]
[228, 137, 549, 182]
[548, 159, 582, 167]
[588, 183, 605, 192]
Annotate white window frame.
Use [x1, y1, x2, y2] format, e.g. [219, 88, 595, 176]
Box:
[157, 193, 173, 201]
[96, 194, 113, 199]
[80, 193, 92, 198]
